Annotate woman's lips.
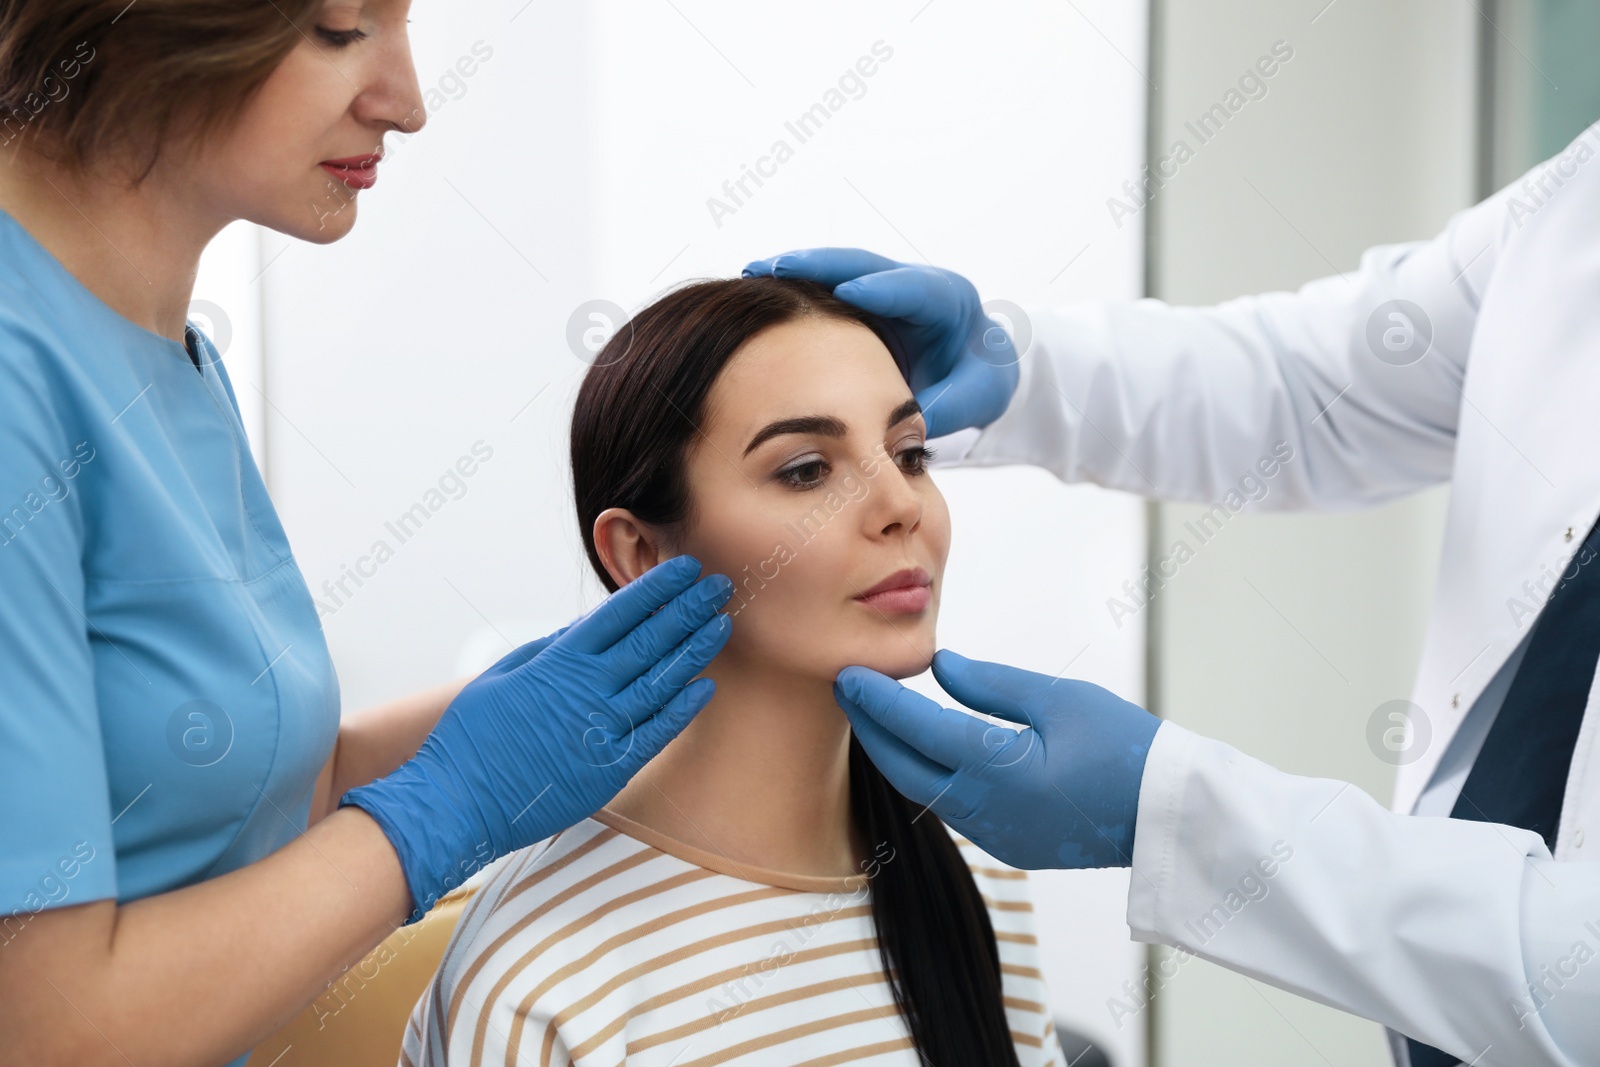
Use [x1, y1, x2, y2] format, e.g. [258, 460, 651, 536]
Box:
[853, 566, 933, 615]
[319, 154, 381, 190]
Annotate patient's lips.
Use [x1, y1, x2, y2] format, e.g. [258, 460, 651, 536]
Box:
[853, 566, 932, 615]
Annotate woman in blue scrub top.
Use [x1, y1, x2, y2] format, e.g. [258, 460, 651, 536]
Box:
[0, 3, 735, 1065]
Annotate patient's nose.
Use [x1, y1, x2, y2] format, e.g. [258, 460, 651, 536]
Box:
[869, 467, 923, 538]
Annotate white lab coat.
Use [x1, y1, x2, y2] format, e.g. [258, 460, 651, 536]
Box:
[944, 119, 1600, 1065]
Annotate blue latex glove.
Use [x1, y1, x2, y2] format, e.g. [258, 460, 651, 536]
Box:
[742, 248, 1020, 438]
[833, 649, 1162, 869]
[341, 555, 733, 922]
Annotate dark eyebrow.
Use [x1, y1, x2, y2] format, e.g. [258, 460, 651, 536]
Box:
[743, 415, 845, 457]
[741, 398, 925, 458]
[885, 397, 923, 431]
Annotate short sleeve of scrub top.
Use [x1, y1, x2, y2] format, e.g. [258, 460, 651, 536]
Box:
[0, 206, 341, 1008]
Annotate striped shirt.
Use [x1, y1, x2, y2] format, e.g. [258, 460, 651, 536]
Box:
[400, 807, 1066, 1067]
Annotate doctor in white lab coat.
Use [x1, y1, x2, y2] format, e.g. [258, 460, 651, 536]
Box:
[747, 119, 1600, 1066]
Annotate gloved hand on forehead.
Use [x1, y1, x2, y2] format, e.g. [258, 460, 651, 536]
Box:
[743, 248, 1021, 439]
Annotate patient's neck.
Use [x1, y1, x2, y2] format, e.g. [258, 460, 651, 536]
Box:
[603, 648, 864, 879]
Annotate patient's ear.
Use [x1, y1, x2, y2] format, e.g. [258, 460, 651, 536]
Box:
[593, 508, 672, 588]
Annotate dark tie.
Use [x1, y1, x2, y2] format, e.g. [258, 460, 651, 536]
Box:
[1406, 515, 1600, 1067]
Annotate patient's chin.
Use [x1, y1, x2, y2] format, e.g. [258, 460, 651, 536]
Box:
[828, 638, 935, 682]
[883, 655, 934, 681]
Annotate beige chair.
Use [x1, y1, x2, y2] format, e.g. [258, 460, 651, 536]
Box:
[246, 886, 475, 1067]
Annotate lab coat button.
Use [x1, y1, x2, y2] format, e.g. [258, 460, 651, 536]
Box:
[1566, 527, 1575, 542]
[1451, 693, 1460, 708]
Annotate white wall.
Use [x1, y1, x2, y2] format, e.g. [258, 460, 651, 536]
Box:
[227, 3, 1152, 1062]
[192, 220, 266, 463]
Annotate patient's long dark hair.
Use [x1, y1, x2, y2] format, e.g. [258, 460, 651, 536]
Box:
[571, 277, 1023, 1066]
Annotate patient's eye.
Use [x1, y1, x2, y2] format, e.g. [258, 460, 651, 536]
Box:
[896, 444, 937, 475]
[776, 456, 830, 490]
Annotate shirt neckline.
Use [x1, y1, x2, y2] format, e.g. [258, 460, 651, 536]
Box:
[0, 204, 206, 371]
[593, 807, 870, 896]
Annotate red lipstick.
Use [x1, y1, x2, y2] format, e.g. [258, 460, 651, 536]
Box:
[853, 566, 933, 615]
[319, 153, 382, 190]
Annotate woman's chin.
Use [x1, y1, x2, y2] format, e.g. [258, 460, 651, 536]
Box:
[826, 636, 935, 682]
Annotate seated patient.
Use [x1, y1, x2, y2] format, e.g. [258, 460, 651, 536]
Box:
[402, 277, 1067, 1067]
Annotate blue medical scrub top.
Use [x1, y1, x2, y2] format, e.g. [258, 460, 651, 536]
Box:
[0, 210, 340, 1065]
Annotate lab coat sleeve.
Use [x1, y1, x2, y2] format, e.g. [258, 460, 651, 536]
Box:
[1127, 721, 1600, 1066]
[951, 170, 1526, 511]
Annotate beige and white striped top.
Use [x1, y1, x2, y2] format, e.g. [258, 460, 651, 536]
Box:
[400, 807, 1065, 1067]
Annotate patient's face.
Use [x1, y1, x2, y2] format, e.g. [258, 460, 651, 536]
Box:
[675, 315, 951, 681]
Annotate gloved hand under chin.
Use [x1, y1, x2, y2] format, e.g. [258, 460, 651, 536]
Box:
[833, 649, 1162, 869]
[742, 248, 1020, 438]
[341, 555, 733, 922]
